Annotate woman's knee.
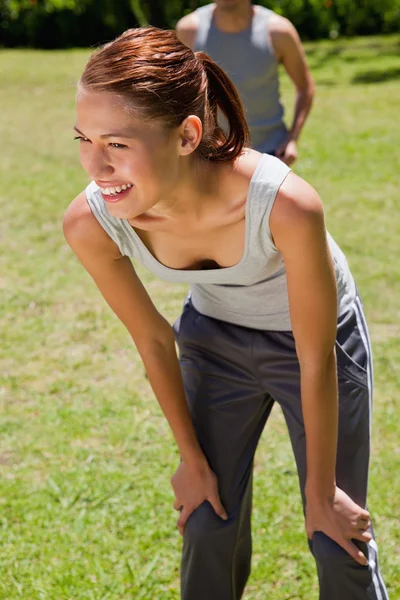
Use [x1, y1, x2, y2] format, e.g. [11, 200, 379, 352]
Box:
[184, 501, 232, 547]
[311, 531, 368, 569]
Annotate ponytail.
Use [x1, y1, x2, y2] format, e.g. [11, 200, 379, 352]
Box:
[80, 27, 249, 164]
[195, 51, 250, 162]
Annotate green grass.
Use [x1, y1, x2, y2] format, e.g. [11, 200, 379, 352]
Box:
[1, 35, 399, 599]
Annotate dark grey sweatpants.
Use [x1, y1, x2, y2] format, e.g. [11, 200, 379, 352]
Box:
[174, 296, 389, 600]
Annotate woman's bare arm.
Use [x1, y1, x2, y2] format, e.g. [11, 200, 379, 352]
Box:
[271, 173, 338, 498]
[63, 192, 204, 464]
[270, 173, 370, 565]
[63, 192, 228, 531]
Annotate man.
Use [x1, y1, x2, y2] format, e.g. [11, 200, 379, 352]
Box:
[176, 0, 315, 165]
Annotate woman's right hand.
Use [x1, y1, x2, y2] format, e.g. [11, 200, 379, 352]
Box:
[171, 459, 228, 536]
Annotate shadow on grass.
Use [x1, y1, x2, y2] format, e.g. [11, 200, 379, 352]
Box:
[307, 39, 400, 70]
[352, 66, 400, 83]
[343, 49, 400, 62]
[314, 79, 336, 87]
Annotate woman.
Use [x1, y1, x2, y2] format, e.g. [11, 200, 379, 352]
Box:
[64, 27, 388, 600]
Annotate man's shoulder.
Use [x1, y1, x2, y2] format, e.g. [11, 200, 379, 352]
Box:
[176, 3, 215, 32]
[176, 11, 199, 48]
[253, 7, 297, 43]
[266, 12, 297, 36]
[176, 11, 198, 32]
[266, 12, 302, 60]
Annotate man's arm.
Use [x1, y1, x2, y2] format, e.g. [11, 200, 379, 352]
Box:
[176, 12, 198, 50]
[269, 16, 315, 164]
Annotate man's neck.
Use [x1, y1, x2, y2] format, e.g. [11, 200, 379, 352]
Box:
[213, 2, 253, 34]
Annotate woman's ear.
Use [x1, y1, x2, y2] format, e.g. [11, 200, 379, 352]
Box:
[178, 115, 203, 156]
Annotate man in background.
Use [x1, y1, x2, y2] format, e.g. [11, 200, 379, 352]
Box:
[176, 0, 315, 165]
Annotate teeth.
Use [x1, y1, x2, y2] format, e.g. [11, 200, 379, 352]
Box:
[100, 183, 133, 195]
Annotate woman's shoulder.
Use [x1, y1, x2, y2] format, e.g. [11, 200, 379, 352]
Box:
[236, 149, 322, 217]
[235, 149, 291, 186]
[63, 189, 121, 258]
[234, 149, 264, 177]
[276, 171, 322, 218]
[270, 170, 325, 245]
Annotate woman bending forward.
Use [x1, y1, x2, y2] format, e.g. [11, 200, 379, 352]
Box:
[64, 27, 389, 600]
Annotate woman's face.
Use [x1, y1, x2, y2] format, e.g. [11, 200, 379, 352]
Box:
[75, 90, 182, 220]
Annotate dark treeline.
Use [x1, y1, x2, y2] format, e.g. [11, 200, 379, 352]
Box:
[0, 0, 399, 48]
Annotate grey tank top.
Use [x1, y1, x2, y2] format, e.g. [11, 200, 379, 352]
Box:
[194, 3, 287, 153]
[85, 154, 357, 331]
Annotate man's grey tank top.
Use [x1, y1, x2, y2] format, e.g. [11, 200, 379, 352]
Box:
[194, 3, 287, 154]
[85, 154, 356, 331]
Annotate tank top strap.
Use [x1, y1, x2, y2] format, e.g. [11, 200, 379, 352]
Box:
[85, 181, 138, 258]
[257, 5, 276, 20]
[247, 154, 291, 250]
[253, 5, 277, 56]
[254, 4, 274, 26]
[194, 3, 215, 49]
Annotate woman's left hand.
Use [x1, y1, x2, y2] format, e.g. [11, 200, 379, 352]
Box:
[306, 485, 372, 566]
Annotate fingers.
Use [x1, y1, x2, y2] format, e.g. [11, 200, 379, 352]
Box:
[277, 151, 296, 166]
[305, 522, 314, 540]
[359, 511, 370, 525]
[208, 494, 228, 521]
[343, 539, 369, 566]
[177, 506, 192, 536]
[349, 511, 372, 544]
[353, 512, 371, 536]
[357, 517, 371, 531]
[352, 530, 373, 544]
[173, 499, 182, 511]
[174, 496, 228, 536]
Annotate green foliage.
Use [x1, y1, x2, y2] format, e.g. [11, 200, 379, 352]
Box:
[0, 0, 139, 48]
[0, 0, 399, 47]
[258, 0, 400, 38]
[332, 0, 400, 35]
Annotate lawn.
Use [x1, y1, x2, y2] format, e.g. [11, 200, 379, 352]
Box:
[0, 34, 399, 599]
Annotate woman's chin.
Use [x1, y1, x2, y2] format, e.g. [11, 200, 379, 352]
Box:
[104, 200, 141, 221]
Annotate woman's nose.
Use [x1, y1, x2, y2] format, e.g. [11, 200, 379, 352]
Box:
[88, 149, 114, 180]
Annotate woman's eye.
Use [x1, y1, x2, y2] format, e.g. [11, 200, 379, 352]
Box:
[73, 136, 126, 148]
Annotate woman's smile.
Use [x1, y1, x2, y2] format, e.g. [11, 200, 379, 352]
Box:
[97, 181, 134, 203]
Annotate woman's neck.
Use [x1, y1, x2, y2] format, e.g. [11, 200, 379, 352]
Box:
[130, 158, 235, 231]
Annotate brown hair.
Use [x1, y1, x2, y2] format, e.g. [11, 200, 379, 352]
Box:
[79, 27, 249, 162]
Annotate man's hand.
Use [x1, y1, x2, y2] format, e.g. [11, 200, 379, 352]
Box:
[171, 460, 228, 536]
[306, 486, 372, 566]
[275, 136, 298, 166]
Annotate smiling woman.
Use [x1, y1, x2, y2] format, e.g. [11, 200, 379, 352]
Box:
[63, 26, 389, 600]
[72, 26, 249, 224]
[73, 126, 134, 201]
